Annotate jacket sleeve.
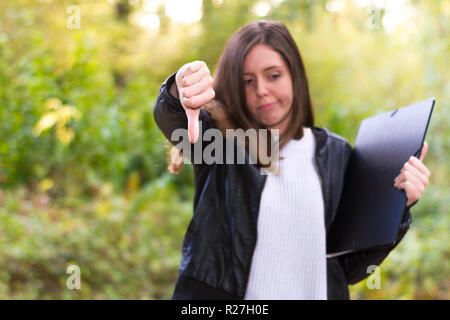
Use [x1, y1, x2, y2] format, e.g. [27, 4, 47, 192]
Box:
[153, 72, 216, 162]
[339, 204, 413, 285]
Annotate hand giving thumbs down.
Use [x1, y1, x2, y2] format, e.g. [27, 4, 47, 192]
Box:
[175, 61, 215, 143]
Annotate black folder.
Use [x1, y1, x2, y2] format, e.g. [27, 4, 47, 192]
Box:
[326, 98, 435, 257]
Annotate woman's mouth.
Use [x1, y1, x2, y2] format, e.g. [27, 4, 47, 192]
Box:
[258, 102, 276, 111]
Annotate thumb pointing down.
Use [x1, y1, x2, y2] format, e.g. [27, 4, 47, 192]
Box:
[185, 108, 200, 143]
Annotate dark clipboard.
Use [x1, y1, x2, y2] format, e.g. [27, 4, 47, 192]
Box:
[326, 98, 435, 258]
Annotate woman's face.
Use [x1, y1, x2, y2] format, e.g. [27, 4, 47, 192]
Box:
[243, 43, 293, 135]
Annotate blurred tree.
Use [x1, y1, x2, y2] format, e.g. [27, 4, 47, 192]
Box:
[116, 0, 132, 21]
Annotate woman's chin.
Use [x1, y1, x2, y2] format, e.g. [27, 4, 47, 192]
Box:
[262, 119, 282, 129]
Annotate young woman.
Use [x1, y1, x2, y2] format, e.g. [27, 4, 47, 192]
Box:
[153, 20, 430, 300]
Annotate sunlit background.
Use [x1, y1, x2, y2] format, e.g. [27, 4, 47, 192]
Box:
[128, 0, 421, 34]
[0, 0, 448, 299]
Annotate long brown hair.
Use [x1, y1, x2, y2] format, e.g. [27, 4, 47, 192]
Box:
[213, 20, 314, 150]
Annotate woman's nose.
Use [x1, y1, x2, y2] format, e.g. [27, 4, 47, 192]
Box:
[256, 79, 269, 97]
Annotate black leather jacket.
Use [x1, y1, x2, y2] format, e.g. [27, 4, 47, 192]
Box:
[153, 74, 413, 300]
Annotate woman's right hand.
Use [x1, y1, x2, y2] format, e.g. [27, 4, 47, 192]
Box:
[174, 61, 215, 143]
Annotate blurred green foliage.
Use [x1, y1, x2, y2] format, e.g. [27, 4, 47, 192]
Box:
[0, 0, 448, 299]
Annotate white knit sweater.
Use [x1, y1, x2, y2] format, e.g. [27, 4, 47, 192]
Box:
[244, 127, 328, 300]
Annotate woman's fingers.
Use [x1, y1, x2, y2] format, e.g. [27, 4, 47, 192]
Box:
[182, 67, 211, 87]
[400, 162, 429, 187]
[182, 74, 213, 99]
[402, 181, 421, 206]
[182, 87, 215, 110]
[175, 60, 214, 111]
[402, 170, 425, 193]
[394, 142, 431, 206]
[419, 141, 428, 162]
[182, 60, 203, 76]
[406, 156, 431, 178]
[395, 172, 421, 199]
[395, 162, 429, 189]
[176, 61, 201, 86]
[394, 147, 432, 206]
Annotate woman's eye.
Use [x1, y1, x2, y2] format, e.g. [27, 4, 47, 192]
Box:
[270, 74, 280, 80]
[244, 79, 253, 85]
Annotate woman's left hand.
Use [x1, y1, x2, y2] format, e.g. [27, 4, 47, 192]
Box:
[394, 141, 431, 206]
